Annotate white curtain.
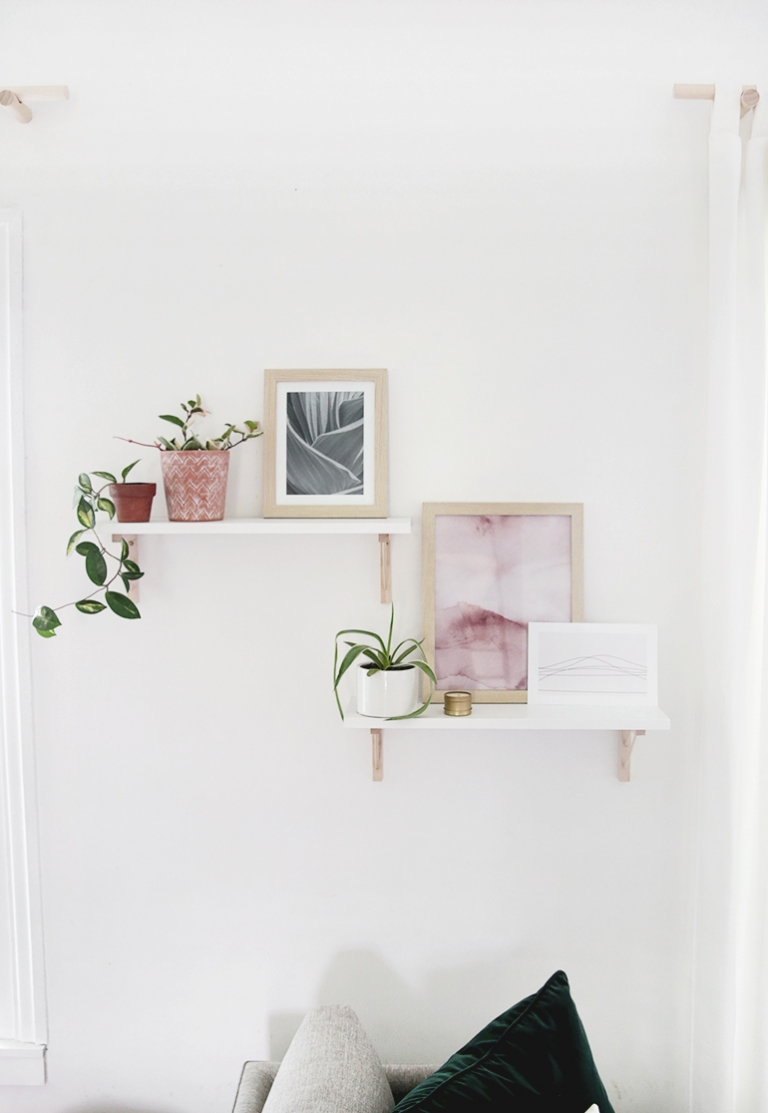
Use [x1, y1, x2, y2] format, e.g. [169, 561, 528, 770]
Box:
[691, 86, 768, 1112]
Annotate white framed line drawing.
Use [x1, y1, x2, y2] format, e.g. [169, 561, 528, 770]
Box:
[527, 623, 658, 706]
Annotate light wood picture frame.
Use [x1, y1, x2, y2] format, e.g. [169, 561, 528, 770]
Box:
[422, 503, 584, 703]
[262, 369, 388, 518]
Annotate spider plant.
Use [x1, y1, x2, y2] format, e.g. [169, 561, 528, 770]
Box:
[333, 605, 436, 720]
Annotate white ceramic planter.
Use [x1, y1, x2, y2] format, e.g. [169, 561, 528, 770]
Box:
[357, 664, 420, 718]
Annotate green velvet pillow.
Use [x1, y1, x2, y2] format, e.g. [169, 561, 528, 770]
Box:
[393, 971, 614, 1113]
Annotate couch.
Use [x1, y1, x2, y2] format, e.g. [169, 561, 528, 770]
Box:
[233, 1061, 437, 1113]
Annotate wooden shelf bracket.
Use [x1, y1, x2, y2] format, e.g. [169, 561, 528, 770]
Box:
[379, 534, 391, 604]
[619, 729, 645, 782]
[111, 533, 140, 602]
[371, 728, 383, 781]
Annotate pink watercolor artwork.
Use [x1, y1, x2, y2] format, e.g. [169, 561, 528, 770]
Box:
[434, 515, 573, 692]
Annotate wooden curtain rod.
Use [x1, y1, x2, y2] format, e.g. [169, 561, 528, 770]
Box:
[674, 84, 760, 117]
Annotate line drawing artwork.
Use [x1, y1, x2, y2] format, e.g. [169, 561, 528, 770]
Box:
[538, 654, 648, 692]
[527, 623, 658, 705]
[285, 390, 364, 496]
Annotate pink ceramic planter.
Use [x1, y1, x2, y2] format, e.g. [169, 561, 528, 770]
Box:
[160, 450, 230, 521]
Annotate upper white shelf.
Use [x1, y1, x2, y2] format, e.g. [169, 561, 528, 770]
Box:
[343, 703, 670, 731]
[109, 517, 411, 536]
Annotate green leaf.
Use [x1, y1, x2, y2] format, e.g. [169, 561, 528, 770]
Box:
[77, 497, 95, 529]
[85, 547, 108, 586]
[75, 599, 107, 614]
[182, 436, 203, 450]
[75, 540, 99, 557]
[120, 458, 139, 480]
[97, 497, 116, 518]
[91, 471, 117, 483]
[159, 413, 186, 428]
[122, 558, 142, 575]
[157, 437, 176, 451]
[120, 538, 130, 561]
[407, 658, 437, 684]
[78, 472, 93, 492]
[334, 643, 375, 691]
[386, 604, 394, 656]
[105, 591, 141, 619]
[391, 638, 426, 666]
[334, 627, 387, 655]
[34, 626, 57, 638]
[66, 528, 86, 555]
[33, 605, 61, 632]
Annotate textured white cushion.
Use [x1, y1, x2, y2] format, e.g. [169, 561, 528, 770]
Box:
[262, 1006, 394, 1113]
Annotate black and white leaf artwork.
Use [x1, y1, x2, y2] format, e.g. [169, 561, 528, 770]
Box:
[286, 391, 364, 495]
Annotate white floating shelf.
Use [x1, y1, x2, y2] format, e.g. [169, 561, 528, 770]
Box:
[343, 703, 670, 731]
[108, 518, 411, 603]
[109, 517, 411, 535]
[343, 702, 670, 782]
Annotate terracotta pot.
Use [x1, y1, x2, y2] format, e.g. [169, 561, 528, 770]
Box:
[109, 482, 157, 523]
[357, 664, 420, 718]
[160, 450, 230, 521]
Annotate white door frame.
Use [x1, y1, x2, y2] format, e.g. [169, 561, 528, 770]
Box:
[0, 207, 47, 1084]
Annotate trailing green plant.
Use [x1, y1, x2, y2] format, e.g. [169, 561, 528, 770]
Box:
[32, 462, 144, 638]
[333, 605, 436, 720]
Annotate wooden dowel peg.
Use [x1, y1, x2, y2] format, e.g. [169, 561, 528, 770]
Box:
[619, 729, 644, 782]
[371, 728, 383, 781]
[673, 83, 716, 100]
[673, 83, 760, 117]
[8, 86, 69, 102]
[741, 86, 760, 116]
[0, 86, 69, 123]
[379, 534, 391, 605]
[112, 534, 140, 602]
[0, 90, 32, 123]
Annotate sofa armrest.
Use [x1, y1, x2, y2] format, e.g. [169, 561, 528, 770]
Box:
[232, 1061, 280, 1113]
[232, 1059, 436, 1113]
[385, 1065, 437, 1102]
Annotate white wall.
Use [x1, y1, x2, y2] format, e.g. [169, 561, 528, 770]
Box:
[1, 1, 765, 1110]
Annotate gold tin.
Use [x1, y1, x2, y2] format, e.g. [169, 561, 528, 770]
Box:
[444, 691, 472, 716]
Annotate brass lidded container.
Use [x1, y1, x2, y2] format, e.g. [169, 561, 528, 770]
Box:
[444, 690, 472, 716]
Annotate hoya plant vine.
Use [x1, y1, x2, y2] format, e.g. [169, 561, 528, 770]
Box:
[119, 394, 263, 452]
[333, 605, 436, 720]
[32, 462, 144, 638]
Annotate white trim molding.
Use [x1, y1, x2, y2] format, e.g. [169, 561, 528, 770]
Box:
[0, 208, 47, 1082]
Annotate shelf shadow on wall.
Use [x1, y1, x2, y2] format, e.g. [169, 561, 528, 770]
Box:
[269, 947, 556, 1064]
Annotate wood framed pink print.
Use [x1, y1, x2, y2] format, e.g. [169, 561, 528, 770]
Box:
[422, 503, 584, 703]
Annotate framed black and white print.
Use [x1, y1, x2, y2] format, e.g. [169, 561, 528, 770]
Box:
[263, 370, 388, 517]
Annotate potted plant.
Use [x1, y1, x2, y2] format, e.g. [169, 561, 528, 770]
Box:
[333, 606, 436, 720]
[100, 458, 156, 522]
[32, 468, 144, 638]
[122, 395, 263, 522]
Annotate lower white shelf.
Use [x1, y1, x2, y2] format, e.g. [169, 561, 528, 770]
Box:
[342, 702, 670, 782]
[343, 703, 670, 731]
